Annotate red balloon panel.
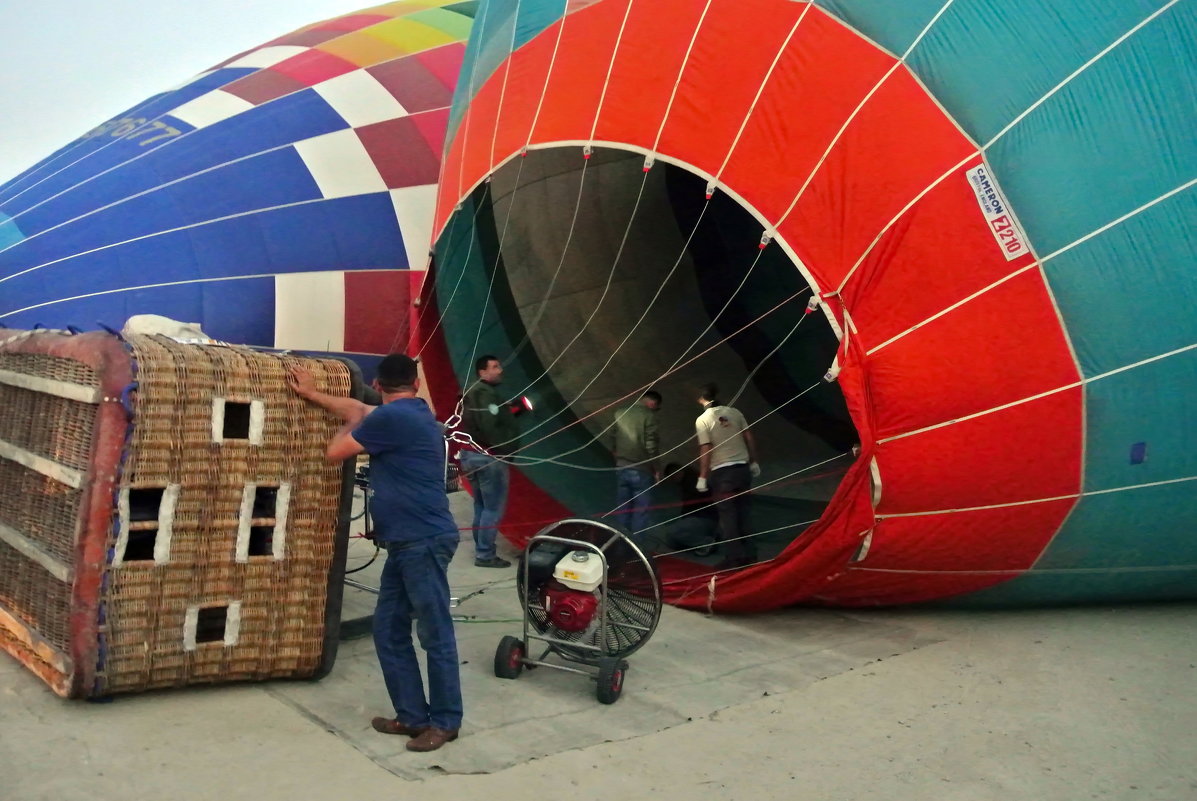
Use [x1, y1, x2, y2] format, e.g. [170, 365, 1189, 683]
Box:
[490, 24, 564, 160]
[593, 0, 711, 149]
[529, 0, 629, 144]
[719, 9, 896, 225]
[875, 387, 1082, 515]
[780, 68, 978, 289]
[656, 0, 807, 175]
[458, 75, 505, 188]
[866, 269, 1081, 438]
[864, 498, 1076, 573]
[813, 567, 1022, 607]
[437, 126, 467, 228]
[843, 158, 1040, 346]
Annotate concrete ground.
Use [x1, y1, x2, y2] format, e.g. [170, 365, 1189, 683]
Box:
[2, 492, 1194, 800]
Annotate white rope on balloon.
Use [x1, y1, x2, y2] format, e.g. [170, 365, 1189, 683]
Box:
[479, 0, 849, 466]
[497, 244, 785, 470]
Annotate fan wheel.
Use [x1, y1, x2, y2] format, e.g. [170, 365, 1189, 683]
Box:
[494, 636, 525, 679]
[596, 657, 627, 704]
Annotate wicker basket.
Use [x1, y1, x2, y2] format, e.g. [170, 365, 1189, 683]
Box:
[0, 330, 360, 697]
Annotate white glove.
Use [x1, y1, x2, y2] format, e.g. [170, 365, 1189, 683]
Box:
[695, 477, 709, 493]
[749, 462, 761, 479]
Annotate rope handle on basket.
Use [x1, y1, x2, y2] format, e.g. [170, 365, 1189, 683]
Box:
[118, 382, 139, 419]
[97, 322, 125, 341]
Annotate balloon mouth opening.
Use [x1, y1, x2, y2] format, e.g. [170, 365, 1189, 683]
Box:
[434, 146, 859, 560]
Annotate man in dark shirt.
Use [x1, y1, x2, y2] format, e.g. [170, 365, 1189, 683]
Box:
[288, 354, 461, 753]
[460, 354, 520, 568]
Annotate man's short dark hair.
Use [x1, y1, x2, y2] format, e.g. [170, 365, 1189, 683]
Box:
[376, 354, 418, 393]
[698, 382, 719, 403]
[475, 354, 499, 374]
[643, 390, 662, 407]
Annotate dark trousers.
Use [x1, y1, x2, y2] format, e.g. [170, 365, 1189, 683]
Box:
[374, 533, 463, 730]
[709, 463, 754, 564]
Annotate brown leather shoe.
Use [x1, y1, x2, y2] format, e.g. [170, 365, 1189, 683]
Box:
[405, 726, 459, 752]
[371, 717, 428, 737]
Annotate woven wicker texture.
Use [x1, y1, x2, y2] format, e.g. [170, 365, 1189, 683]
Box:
[0, 459, 82, 564]
[99, 335, 350, 694]
[0, 540, 72, 653]
[0, 346, 96, 692]
[0, 352, 100, 387]
[0, 384, 97, 472]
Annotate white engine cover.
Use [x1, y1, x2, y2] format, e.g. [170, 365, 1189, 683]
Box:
[553, 551, 603, 591]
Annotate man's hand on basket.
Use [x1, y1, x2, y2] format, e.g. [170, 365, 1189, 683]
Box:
[287, 365, 318, 400]
[287, 363, 370, 430]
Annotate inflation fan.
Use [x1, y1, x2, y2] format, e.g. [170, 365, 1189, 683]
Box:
[493, 519, 662, 704]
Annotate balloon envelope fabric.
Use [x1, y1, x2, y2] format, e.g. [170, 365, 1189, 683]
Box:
[0, 0, 476, 372]
[423, 0, 1197, 608]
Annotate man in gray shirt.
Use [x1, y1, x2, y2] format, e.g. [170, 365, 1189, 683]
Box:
[609, 390, 661, 533]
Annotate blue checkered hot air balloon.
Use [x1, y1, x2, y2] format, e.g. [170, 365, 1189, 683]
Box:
[0, 0, 476, 373]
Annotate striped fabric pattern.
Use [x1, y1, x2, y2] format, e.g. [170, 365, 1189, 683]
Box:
[0, 0, 475, 372]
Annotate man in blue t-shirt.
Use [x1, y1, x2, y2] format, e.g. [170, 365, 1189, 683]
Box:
[288, 354, 461, 753]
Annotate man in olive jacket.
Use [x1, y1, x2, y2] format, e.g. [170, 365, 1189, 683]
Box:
[460, 355, 520, 567]
[608, 390, 661, 533]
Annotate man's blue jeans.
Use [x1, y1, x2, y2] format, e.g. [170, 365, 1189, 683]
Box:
[458, 450, 509, 561]
[615, 467, 654, 533]
[373, 533, 462, 730]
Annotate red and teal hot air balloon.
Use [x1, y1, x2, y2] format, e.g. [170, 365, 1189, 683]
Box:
[420, 0, 1197, 609]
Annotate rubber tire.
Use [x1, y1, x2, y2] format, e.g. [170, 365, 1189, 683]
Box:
[596, 658, 627, 704]
[494, 636, 525, 679]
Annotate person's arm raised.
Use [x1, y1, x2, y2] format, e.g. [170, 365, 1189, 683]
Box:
[287, 365, 371, 424]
